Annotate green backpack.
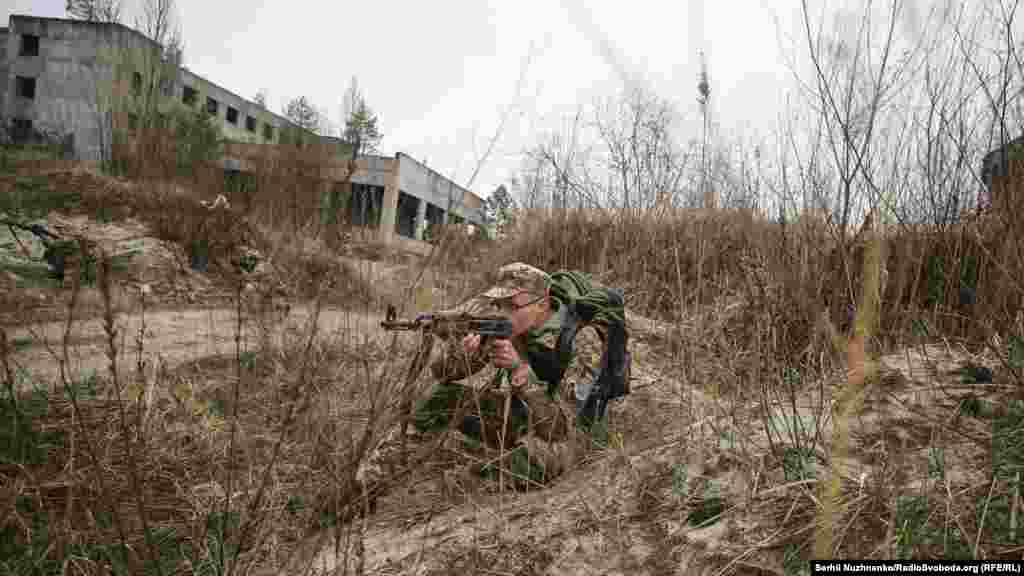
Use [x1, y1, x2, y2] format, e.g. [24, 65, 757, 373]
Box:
[525, 270, 631, 427]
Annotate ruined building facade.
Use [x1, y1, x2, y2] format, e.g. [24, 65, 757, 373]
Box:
[1, 14, 485, 246]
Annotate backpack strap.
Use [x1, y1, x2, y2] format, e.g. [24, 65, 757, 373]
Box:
[523, 303, 573, 399]
[524, 286, 631, 427]
[574, 287, 631, 427]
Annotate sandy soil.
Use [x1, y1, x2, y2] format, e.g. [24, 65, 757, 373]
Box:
[5, 303, 390, 388]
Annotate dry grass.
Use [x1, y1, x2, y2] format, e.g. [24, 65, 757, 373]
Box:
[456, 203, 1024, 570]
[4, 122, 1024, 575]
[0, 252, 426, 574]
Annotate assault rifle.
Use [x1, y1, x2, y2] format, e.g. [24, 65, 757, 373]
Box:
[380, 305, 513, 340]
[380, 304, 515, 461]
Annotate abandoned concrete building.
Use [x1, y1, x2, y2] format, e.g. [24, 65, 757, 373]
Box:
[980, 134, 1024, 214]
[1, 13, 486, 248]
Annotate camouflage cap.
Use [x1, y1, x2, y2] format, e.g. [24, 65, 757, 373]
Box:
[481, 262, 551, 300]
[444, 262, 551, 315]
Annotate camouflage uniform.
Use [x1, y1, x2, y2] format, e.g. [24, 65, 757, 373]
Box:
[356, 263, 606, 493]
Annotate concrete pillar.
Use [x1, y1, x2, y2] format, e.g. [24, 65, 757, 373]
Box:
[378, 156, 400, 244]
[441, 181, 452, 226]
[414, 197, 427, 240]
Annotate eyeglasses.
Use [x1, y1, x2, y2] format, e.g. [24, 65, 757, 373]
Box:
[496, 293, 546, 312]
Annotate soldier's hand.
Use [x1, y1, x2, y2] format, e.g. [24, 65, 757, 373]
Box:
[490, 338, 522, 370]
[461, 334, 482, 355]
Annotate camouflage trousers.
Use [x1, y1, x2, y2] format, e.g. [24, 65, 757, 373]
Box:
[356, 381, 583, 492]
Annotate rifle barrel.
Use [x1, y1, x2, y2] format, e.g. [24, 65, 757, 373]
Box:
[379, 315, 514, 339]
[380, 321, 420, 331]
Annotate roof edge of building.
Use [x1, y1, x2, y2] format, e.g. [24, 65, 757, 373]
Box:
[10, 13, 160, 52]
[9, 14, 288, 128]
[394, 152, 482, 203]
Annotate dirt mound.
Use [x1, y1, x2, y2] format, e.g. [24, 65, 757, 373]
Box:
[45, 213, 180, 282]
[0, 166, 385, 324]
[0, 213, 233, 324]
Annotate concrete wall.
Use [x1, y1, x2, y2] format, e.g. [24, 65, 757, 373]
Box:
[394, 152, 485, 226]
[223, 141, 395, 182]
[221, 145, 488, 234]
[351, 154, 393, 188]
[1, 15, 191, 160]
[6, 17, 123, 158]
[179, 68, 292, 145]
[0, 28, 9, 115]
[2, 15, 302, 161]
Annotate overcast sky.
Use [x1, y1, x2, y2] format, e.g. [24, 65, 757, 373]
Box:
[7, 0, 813, 199]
